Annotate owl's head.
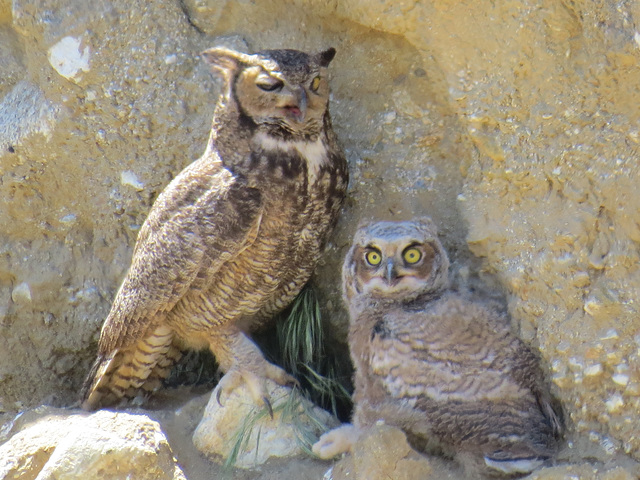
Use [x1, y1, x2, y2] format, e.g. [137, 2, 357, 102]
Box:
[201, 46, 336, 138]
[342, 218, 450, 305]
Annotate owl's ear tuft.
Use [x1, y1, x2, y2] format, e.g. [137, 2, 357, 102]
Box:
[317, 48, 336, 68]
[201, 47, 250, 74]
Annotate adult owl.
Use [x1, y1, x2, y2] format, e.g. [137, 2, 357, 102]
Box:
[81, 47, 348, 412]
[313, 218, 562, 477]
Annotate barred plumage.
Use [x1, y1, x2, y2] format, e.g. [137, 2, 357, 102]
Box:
[313, 218, 562, 477]
[81, 46, 347, 411]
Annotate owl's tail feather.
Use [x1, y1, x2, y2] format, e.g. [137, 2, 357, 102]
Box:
[483, 453, 546, 475]
[80, 325, 181, 410]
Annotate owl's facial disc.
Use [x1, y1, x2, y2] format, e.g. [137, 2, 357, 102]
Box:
[358, 242, 435, 298]
[234, 59, 330, 136]
[365, 272, 427, 297]
[254, 72, 307, 123]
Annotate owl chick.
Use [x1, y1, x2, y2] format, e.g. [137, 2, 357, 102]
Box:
[313, 218, 562, 477]
[81, 47, 348, 412]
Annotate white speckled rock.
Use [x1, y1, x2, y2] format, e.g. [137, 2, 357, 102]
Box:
[47, 36, 91, 83]
[525, 464, 640, 480]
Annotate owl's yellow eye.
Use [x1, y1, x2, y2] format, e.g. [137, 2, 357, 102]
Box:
[403, 247, 422, 264]
[365, 250, 382, 266]
[310, 76, 321, 92]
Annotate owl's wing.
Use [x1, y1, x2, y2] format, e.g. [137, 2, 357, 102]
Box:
[368, 300, 563, 458]
[506, 339, 565, 437]
[98, 158, 262, 353]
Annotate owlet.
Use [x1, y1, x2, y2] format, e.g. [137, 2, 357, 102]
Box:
[313, 218, 562, 477]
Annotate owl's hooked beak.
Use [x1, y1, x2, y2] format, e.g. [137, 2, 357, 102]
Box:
[282, 87, 307, 123]
[385, 260, 397, 284]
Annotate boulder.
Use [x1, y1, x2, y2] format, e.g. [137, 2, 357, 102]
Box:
[324, 424, 452, 480]
[193, 381, 338, 468]
[0, 408, 186, 480]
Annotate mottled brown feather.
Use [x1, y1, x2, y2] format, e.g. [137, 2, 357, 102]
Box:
[81, 46, 347, 410]
[98, 159, 262, 353]
[328, 218, 563, 477]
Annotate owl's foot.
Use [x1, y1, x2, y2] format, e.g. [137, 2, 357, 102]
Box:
[215, 362, 297, 417]
[312, 424, 360, 459]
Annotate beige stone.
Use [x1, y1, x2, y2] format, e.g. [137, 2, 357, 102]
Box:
[0, 408, 186, 480]
[193, 381, 338, 468]
[326, 424, 455, 480]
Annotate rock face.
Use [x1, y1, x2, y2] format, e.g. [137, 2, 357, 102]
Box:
[1, 0, 640, 473]
[0, 408, 186, 480]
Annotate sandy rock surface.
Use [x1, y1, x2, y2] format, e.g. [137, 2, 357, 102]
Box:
[1, 0, 640, 476]
[324, 424, 444, 480]
[0, 408, 186, 480]
[321, 424, 640, 480]
[0, 392, 336, 480]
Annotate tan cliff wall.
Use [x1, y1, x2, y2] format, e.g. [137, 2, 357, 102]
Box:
[1, 0, 639, 467]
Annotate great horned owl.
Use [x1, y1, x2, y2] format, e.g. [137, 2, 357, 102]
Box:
[313, 218, 562, 477]
[81, 47, 348, 412]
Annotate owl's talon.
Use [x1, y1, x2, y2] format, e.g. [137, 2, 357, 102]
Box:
[214, 360, 295, 414]
[286, 375, 300, 389]
[262, 396, 274, 419]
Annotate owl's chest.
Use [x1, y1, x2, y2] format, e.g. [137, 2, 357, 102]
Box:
[247, 142, 346, 237]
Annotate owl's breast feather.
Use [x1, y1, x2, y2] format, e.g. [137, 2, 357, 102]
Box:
[250, 131, 332, 185]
